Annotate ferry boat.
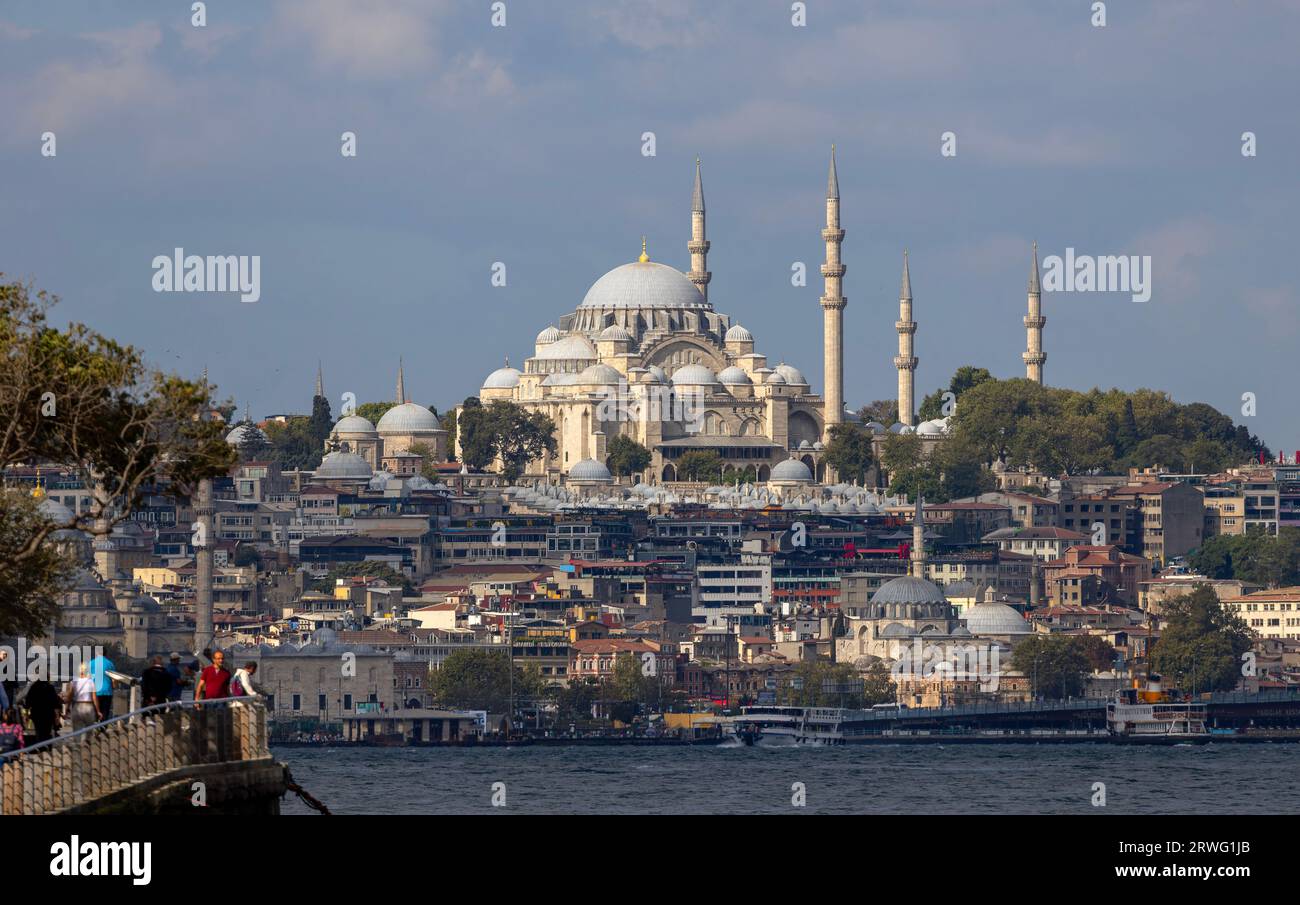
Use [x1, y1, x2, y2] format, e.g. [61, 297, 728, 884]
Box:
[725, 706, 861, 746]
[1106, 675, 1209, 742]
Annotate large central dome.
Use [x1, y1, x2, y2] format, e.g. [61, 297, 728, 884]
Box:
[580, 261, 711, 310]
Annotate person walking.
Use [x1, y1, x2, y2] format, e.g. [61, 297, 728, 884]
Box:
[65, 664, 100, 730]
[0, 708, 24, 753]
[140, 656, 173, 707]
[23, 667, 62, 743]
[195, 650, 231, 704]
[87, 651, 116, 720]
[231, 662, 260, 698]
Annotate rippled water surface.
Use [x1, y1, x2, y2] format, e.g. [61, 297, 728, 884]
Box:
[276, 743, 1300, 814]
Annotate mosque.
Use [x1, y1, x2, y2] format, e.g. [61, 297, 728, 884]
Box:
[465, 152, 851, 486]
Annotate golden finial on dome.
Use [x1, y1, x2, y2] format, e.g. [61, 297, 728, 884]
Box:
[31, 467, 45, 499]
[638, 236, 649, 263]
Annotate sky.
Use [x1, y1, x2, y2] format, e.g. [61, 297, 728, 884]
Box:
[1, 1, 1297, 451]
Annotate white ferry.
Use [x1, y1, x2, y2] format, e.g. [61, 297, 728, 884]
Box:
[727, 706, 863, 746]
[1106, 678, 1209, 742]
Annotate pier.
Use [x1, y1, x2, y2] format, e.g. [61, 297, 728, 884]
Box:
[0, 698, 287, 815]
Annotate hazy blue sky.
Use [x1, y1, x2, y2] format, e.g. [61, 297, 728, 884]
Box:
[2, 1, 1296, 450]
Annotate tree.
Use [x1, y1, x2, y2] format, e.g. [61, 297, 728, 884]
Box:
[263, 417, 323, 470]
[236, 421, 270, 463]
[1010, 635, 1092, 700]
[858, 399, 898, 426]
[674, 450, 723, 482]
[860, 659, 898, 706]
[606, 653, 660, 723]
[1150, 586, 1254, 693]
[1188, 529, 1300, 589]
[407, 441, 441, 480]
[312, 560, 413, 594]
[822, 423, 874, 484]
[427, 648, 543, 714]
[456, 399, 556, 480]
[778, 660, 870, 708]
[0, 277, 234, 636]
[918, 365, 993, 421]
[354, 401, 396, 425]
[307, 394, 333, 447]
[606, 435, 652, 480]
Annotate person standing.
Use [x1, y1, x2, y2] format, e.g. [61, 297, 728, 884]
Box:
[65, 664, 101, 730]
[164, 653, 187, 702]
[140, 656, 173, 707]
[87, 651, 116, 720]
[24, 668, 63, 743]
[231, 662, 260, 697]
[195, 650, 231, 704]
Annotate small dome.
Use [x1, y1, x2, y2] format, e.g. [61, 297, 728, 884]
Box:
[225, 423, 266, 446]
[568, 458, 613, 482]
[671, 364, 717, 386]
[39, 496, 76, 525]
[770, 458, 813, 482]
[889, 422, 915, 434]
[725, 323, 753, 343]
[577, 363, 623, 385]
[865, 421, 886, 434]
[766, 372, 787, 385]
[963, 602, 1032, 635]
[774, 364, 807, 386]
[717, 366, 751, 385]
[333, 414, 376, 435]
[536, 325, 561, 344]
[917, 420, 943, 436]
[646, 365, 667, 383]
[316, 450, 373, 479]
[368, 471, 396, 491]
[536, 334, 597, 360]
[541, 372, 581, 387]
[377, 402, 440, 433]
[870, 575, 948, 606]
[599, 324, 633, 342]
[482, 366, 522, 389]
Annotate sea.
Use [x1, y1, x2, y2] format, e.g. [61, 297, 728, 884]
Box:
[275, 742, 1300, 815]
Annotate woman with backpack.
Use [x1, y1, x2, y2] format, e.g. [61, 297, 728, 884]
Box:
[0, 708, 25, 753]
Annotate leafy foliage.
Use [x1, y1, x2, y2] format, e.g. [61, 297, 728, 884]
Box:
[822, 423, 874, 484]
[0, 277, 233, 635]
[1009, 634, 1093, 700]
[1188, 528, 1300, 588]
[1150, 585, 1254, 693]
[427, 647, 545, 714]
[673, 450, 723, 482]
[606, 435, 652, 479]
[456, 398, 556, 481]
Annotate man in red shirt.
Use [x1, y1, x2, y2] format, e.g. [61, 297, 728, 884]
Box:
[195, 650, 232, 703]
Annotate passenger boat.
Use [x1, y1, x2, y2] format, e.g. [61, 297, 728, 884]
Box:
[1106, 676, 1209, 742]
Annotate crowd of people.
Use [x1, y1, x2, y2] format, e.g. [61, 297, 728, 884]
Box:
[0, 648, 260, 754]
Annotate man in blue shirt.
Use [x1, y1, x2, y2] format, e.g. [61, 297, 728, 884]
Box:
[164, 653, 186, 702]
[87, 652, 116, 719]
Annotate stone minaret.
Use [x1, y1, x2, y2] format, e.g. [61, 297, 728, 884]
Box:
[396, 358, 407, 404]
[688, 157, 710, 302]
[894, 251, 917, 426]
[910, 493, 927, 578]
[820, 145, 846, 439]
[1023, 241, 1046, 384]
[315, 361, 324, 398]
[194, 477, 214, 653]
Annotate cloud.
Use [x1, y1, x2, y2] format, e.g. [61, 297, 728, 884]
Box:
[3, 23, 172, 138]
[586, 0, 721, 51]
[1132, 215, 1221, 301]
[274, 0, 444, 78]
[0, 20, 37, 41]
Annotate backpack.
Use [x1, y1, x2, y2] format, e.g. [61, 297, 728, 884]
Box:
[230, 673, 246, 697]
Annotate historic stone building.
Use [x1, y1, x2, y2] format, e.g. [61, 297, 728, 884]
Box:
[464, 154, 849, 484]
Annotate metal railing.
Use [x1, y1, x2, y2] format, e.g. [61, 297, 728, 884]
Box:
[0, 697, 269, 816]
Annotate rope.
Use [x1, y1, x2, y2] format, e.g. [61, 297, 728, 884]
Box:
[284, 767, 331, 815]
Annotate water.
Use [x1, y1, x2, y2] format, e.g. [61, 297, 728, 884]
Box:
[275, 743, 1300, 814]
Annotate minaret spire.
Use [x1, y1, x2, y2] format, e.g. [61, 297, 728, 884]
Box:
[911, 493, 927, 578]
[396, 358, 407, 404]
[687, 156, 711, 301]
[895, 251, 917, 426]
[315, 361, 324, 399]
[1023, 241, 1046, 383]
[820, 145, 846, 442]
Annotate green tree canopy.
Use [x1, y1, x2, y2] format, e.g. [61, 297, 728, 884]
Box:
[456, 398, 557, 481]
[606, 435, 652, 480]
[0, 277, 234, 636]
[673, 450, 724, 482]
[822, 423, 874, 484]
[427, 648, 545, 714]
[1150, 585, 1254, 693]
[1010, 635, 1093, 700]
[353, 401, 396, 425]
